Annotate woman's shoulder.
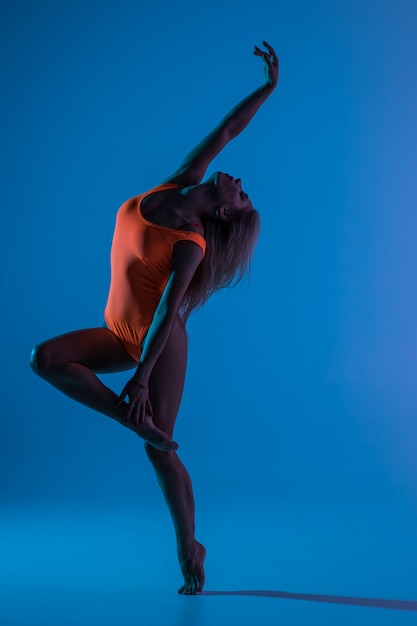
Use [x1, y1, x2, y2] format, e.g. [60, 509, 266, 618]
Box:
[149, 182, 185, 193]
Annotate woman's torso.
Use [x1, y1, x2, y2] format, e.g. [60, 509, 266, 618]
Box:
[103, 183, 206, 361]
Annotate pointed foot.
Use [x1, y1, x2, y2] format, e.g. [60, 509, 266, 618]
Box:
[177, 541, 206, 595]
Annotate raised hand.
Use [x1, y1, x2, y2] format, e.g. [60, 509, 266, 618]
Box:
[254, 40, 279, 88]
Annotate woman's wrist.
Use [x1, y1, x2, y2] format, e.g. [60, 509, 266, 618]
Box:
[263, 78, 277, 92]
[132, 365, 149, 386]
[131, 377, 147, 388]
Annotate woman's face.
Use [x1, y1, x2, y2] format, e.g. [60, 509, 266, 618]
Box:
[210, 171, 253, 211]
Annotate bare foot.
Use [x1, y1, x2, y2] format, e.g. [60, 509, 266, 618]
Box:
[136, 416, 178, 451]
[177, 541, 206, 595]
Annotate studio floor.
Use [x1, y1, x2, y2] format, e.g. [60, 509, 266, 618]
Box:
[1, 498, 416, 626]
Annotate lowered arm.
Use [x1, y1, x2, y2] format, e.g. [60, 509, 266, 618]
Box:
[133, 240, 204, 385]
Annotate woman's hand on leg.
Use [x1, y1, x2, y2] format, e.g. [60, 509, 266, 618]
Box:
[117, 378, 153, 426]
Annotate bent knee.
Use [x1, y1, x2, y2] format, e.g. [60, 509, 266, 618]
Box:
[29, 341, 62, 376]
[144, 441, 175, 470]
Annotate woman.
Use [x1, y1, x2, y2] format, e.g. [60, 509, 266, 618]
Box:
[30, 41, 279, 594]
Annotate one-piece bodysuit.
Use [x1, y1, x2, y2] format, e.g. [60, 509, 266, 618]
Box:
[104, 183, 206, 362]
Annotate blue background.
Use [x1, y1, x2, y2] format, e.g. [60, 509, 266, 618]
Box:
[1, 1, 417, 624]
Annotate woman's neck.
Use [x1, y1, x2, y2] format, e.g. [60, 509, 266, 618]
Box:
[178, 182, 216, 221]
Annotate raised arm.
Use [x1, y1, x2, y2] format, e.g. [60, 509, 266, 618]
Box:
[161, 41, 279, 187]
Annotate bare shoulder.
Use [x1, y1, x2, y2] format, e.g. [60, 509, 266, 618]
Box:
[161, 240, 204, 310]
[172, 239, 204, 274]
[159, 166, 204, 187]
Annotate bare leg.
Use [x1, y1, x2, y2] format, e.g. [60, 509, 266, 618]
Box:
[30, 328, 177, 451]
[144, 317, 206, 594]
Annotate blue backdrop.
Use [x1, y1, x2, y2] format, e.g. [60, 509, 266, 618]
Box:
[1, 0, 417, 518]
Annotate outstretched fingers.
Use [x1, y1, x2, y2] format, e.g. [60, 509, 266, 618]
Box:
[253, 44, 264, 58]
[263, 40, 278, 60]
[253, 40, 279, 86]
[254, 43, 277, 65]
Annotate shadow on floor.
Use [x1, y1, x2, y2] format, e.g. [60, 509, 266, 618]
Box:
[202, 590, 417, 612]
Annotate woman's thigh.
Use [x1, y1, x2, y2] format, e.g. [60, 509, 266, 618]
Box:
[32, 327, 138, 374]
[148, 317, 188, 438]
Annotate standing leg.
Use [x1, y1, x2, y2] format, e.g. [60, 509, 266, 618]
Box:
[30, 327, 177, 450]
[144, 317, 206, 595]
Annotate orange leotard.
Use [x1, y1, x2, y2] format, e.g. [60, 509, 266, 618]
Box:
[104, 183, 206, 362]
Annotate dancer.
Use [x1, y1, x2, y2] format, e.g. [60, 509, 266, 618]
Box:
[30, 41, 279, 594]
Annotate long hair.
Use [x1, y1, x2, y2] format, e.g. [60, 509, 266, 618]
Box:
[180, 207, 261, 320]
